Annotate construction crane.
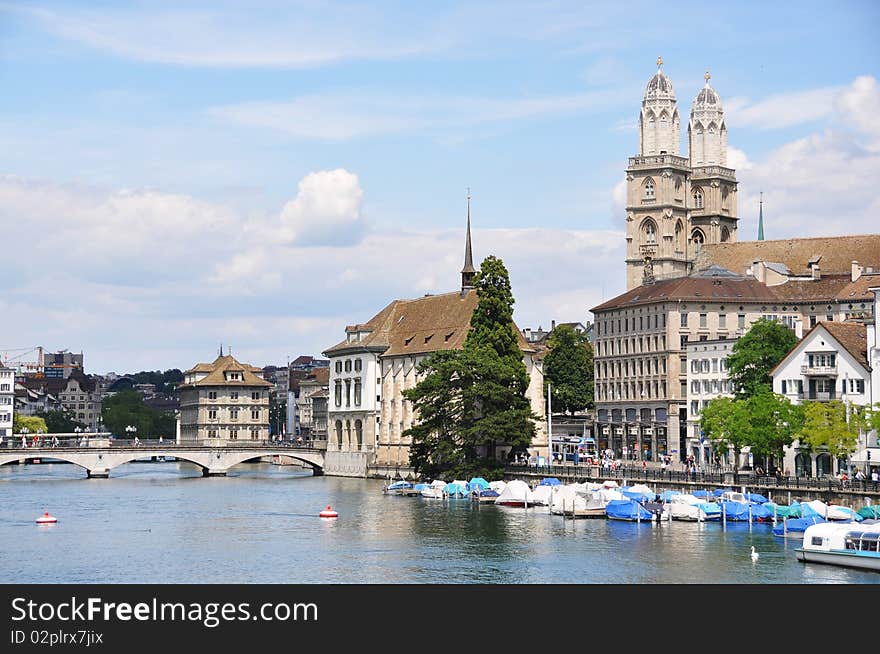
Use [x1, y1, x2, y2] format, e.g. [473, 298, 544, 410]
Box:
[1, 346, 44, 376]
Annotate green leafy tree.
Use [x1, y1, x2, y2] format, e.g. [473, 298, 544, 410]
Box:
[700, 396, 751, 463]
[13, 414, 48, 434]
[36, 409, 86, 433]
[727, 317, 798, 398]
[743, 388, 805, 470]
[544, 325, 594, 415]
[101, 390, 176, 439]
[405, 256, 537, 479]
[800, 400, 860, 461]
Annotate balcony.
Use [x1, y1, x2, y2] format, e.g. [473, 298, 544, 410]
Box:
[801, 364, 838, 376]
[806, 392, 836, 401]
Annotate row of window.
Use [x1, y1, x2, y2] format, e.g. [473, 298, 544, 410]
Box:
[334, 359, 364, 374]
[206, 409, 263, 420]
[596, 334, 667, 357]
[334, 379, 363, 407]
[690, 380, 731, 395]
[806, 353, 836, 368]
[206, 391, 262, 400]
[689, 358, 728, 374]
[334, 419, 364, 449]
[207, 427, 262, 439]
[596, 381, 667, 402]
[690, 400, 713, 417]
[0, 383, 11, 392]
[598, 313, 666, 336]
[0, 397, 11, 405]
[597, 358, 667, 379]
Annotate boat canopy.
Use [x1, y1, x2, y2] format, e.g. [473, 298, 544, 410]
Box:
[494, 479, 534, 505]
[858, 506, 880, 520]
[530, 485, 555, 505]
[540, 477, 562, 486]
[444, 482, 469, 497]
[712, 488, 734, 497]
[764, 502, 796, 518]
[772, 515, 825, 536]
[601, 480, 619, 488]
[489, 481, 507, 492]
[660, 490, 681, 502]
[605, 499, 653, 521]
[746, 493, 768, 504]
[386, 481, 413, 491]
[468, 477, 491, 491]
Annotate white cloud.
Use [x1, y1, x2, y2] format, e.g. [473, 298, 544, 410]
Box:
[278, 169, 365, 246]
[725, 86, 840, 130]
[834, 75, 880, 145]
[1, 170, 625, 372]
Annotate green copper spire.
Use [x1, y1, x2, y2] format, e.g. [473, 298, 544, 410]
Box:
[757, 192, 764, 241]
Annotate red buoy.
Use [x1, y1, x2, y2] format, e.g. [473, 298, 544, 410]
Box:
[319, 505, 338, 519]
[36, 511, 57, 525]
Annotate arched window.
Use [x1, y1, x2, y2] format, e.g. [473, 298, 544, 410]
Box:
[795, 452, 811, 478]
[691, 229, 705, 250]
[816, 453, 832, 478]
[355, 419, 363, 450]
[674, 220, 683, 251]
[643, 178, 655, 200]
[721, 226, 730, 242]
[335, 420, 343, 449]
[642, 219, 657, 244]
[693, 188, 704, 209]
[345, 420, 352, 450]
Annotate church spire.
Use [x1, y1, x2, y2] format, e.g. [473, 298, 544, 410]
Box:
[461, 188, 476, 294]
[758, 192, 764, 241]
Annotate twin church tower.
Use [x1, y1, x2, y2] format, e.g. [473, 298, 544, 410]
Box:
[625, 58, 739, 290]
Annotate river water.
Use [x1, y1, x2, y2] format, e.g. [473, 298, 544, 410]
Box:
[2, 461, 878, 584]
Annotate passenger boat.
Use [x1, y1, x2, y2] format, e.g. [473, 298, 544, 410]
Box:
[796, 522, 880, 571]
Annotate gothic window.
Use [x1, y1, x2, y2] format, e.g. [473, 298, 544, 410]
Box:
[691, 229, 705, 252]
[643, 178, 655, 200]
[674, 219, 683, 251]
[721, 226, 730, 242]
[642, 219, 657, 244]
[693, 188, 704, 209]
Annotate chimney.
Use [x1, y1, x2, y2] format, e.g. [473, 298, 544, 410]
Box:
[551, 320, 556, 331]
[811, 263, 821, 280]
[852, 261, 863, 282]
[753, 260, 766, 283]
[794, 318, 803, 340]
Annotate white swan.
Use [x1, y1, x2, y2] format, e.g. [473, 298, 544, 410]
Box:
[750, 546, 759, 562]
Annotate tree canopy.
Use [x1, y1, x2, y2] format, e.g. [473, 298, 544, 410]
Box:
[101, 390, 176, 439]
[36, 409, 86, 433]
[544, 325, 594, 415]
[12, 414, 48, 434]
[700, 388, 804, 468]
[800, 400, 861, 460]
[726, 317, 798, 398]
[405, 256, 537, 480]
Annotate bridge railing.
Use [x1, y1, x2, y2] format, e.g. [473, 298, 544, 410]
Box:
[0, 436, 321, 450]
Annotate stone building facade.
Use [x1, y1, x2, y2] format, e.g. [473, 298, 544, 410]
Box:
[322, 210, 547, 477]
[178, 353, 271, 443]
[685, 338, 734, 463]
[0, 365, 13, 438]
[626, 61, 739, 291]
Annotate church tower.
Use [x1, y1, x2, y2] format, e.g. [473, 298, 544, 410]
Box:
[687, 71, 738, 252]
[625, 58, 691, 290]
[460, 190, 476, 295]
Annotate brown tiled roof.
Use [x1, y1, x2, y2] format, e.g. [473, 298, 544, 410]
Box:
[324, 289, 535, 357]
[697, 234, 880, 277]
[821, 322, 869, 370]
[592, 273, 778, 312]
[182, 355, 271, 388]
[308, 367, 330, 385]
[835, 273, 880, 303]
[767, 275, 852, 303]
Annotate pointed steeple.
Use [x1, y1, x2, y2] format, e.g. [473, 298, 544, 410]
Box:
[461, 189, 476, 294]
[758, 192, 764, 241]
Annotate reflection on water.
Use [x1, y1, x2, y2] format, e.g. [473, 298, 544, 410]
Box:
[1, 461, 878, 584]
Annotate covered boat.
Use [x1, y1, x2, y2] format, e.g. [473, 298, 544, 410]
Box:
[489, 481, 507, 493]
[803, 500, 862, 521]
[443, 482, 470, 498]
[773, 515, 825, 537]
[858, 506, 880, 520]
[467, 477, 491, 492]
[530, 484, 555, 506]
[473, 489, 500, 503]
[605, 499, 655, 521]
[539, 477, 562, 487]
[718, 500, 773, 522]
[494, 479, 535, 507]
[383, 480, 415, 494]
[621, 484, 656, 501]
[667, 494, 720, 521]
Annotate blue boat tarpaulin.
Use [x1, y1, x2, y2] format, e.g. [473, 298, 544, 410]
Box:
[467, 477, 490, 491]
[605, 499, 653, 521]
[539, 477, 562, 486]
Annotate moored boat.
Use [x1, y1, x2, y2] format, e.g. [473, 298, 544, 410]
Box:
[605, 499, 656, 521]
[796, 521, 880, 571]
[494, 479, 534, 507]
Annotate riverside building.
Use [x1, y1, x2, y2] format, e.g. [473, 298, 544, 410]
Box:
[0, 365, 13, 438]
[178, 351, 271, 443]
[322, 202, 547, 478]
[593, 59, 880, 464]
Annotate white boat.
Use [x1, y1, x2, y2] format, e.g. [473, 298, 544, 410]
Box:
[796, 522, 880, 572]
[530, 484, 554, 506]
[420, 480, 447, 499]
[494, 480, 534, 507]
[667, 494, 720, 521]
[803, 500, 862, 521]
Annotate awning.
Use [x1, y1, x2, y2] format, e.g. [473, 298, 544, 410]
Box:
[851, 448, 880, 463]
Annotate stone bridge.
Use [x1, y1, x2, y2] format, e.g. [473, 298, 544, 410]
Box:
[0, 445, 325, 478]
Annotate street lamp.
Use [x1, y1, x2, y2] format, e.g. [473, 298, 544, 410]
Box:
[125, 424, 138, 445]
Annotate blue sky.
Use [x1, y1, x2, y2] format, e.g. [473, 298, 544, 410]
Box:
[1, 1, 879, 373]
